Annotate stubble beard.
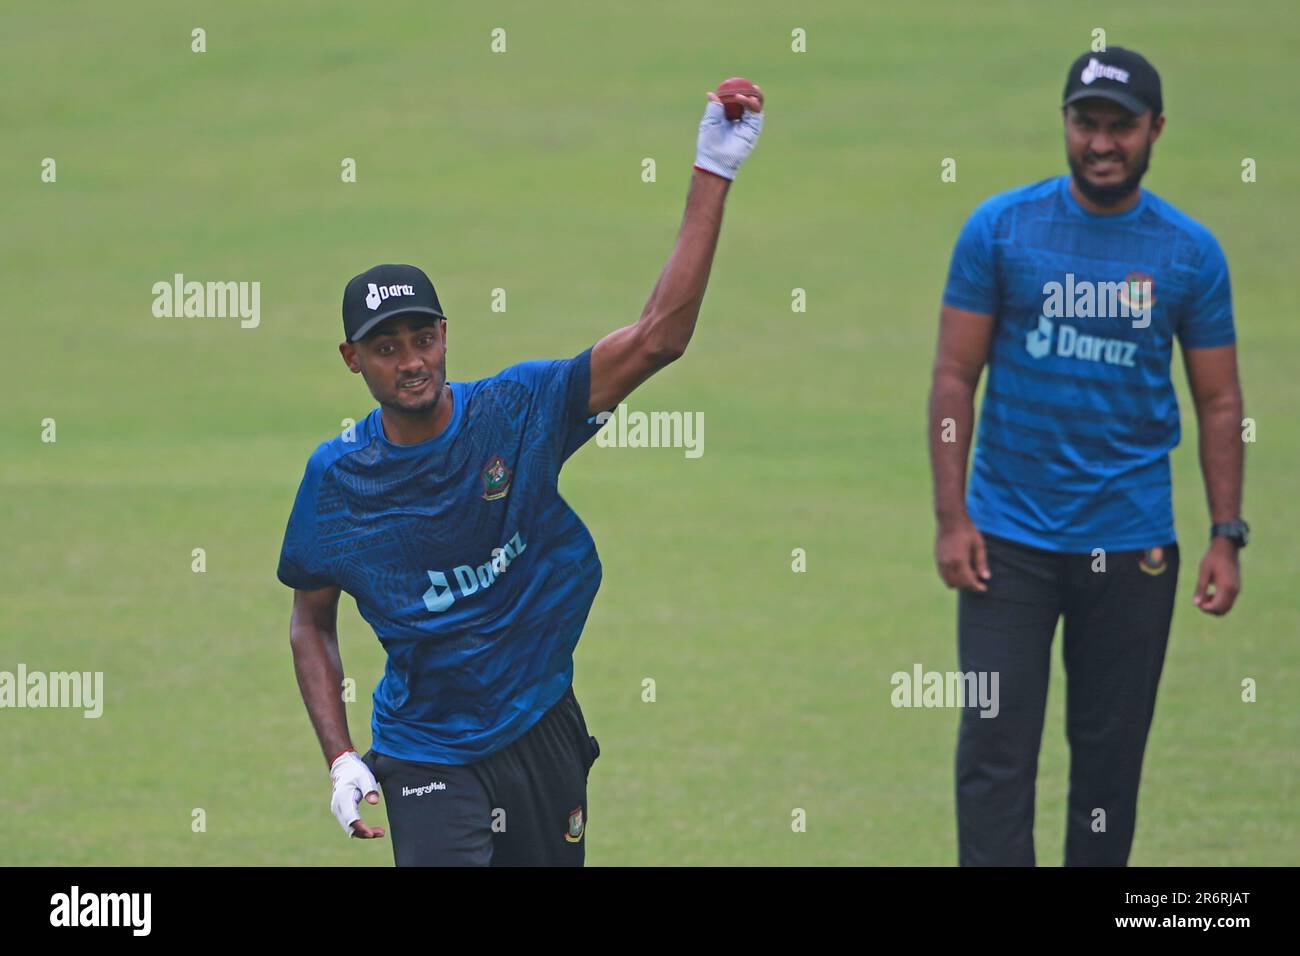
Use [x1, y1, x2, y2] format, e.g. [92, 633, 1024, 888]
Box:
[383, 377, 445, 419]
[1068, 138, 1153, 208]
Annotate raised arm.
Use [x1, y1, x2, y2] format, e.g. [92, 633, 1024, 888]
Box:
[588, 87, 763, 415]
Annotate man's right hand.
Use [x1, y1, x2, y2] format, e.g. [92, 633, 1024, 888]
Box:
[693, 88, 764, 181]
[935, 517, 992, 592]
[329, 750, 385, 839]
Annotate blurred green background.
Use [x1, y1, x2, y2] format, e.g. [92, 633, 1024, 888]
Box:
[2, 0, 1295, 865]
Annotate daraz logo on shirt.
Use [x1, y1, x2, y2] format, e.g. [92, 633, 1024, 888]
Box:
[1024, 314, 1137, 368]
[1026, 316, 1054, 359]
[422, 531, 527, 613]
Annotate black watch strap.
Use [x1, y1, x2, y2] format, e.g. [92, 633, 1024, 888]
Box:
[1210, 519, 1250, 548]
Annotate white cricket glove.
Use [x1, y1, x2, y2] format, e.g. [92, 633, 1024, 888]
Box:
[329, 749, 379, 837]
[693, 94, 764, 181]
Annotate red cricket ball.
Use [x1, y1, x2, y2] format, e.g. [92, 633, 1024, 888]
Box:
[715, 76, 762, 120]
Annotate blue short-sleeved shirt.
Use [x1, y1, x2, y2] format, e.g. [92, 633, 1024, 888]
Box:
[942, 175, 1235, 553]
[277, 346, 613, 763]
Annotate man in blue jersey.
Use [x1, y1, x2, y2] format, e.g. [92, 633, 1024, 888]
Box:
[928, 48, 1247, 866]
[277, 85, 763, 865]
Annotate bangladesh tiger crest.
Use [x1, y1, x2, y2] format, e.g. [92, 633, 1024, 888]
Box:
[1119, 272, 1156, 312]
[564, 806, 585, 843]
[481, 455, 512, 501]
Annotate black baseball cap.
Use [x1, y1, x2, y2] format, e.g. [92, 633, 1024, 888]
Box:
[1062, 47, 1162, 117]
[342, 263, 447, 343]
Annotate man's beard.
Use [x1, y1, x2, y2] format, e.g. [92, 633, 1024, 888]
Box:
[383, 380, 444, 417]
[1068, 140, 1152, 207]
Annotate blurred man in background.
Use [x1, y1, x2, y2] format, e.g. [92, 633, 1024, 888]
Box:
[928, 48, 1246, 865]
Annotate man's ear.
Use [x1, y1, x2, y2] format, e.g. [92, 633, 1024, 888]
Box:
[339, 341, 361, 373]
[1149, 112, 1166, 143]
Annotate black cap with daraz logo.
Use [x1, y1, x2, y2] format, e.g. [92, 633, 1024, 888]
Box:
[342, 263, 447, 342]
[1062, 47, 1162, 117]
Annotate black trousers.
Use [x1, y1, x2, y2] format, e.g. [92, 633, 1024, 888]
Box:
[362, 686, 600, 867]
[955, 533, 1179, 866]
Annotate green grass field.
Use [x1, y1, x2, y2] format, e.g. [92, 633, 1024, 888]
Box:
[2, 0, 1296, 865]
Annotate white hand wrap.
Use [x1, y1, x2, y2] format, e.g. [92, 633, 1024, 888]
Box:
[329, 750, 379, 837]
[693, 98, 764, 181]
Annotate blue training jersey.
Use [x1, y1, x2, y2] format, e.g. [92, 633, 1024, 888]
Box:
[277, 346, 612, 763]
[942, 175, 1235, 553]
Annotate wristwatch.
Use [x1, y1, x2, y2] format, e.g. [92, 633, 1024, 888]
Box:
[1210, 519, 1250, 549]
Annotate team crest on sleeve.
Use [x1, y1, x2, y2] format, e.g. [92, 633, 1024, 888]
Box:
[564, 806, 585, 843]
[481, 455, 512, 501]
